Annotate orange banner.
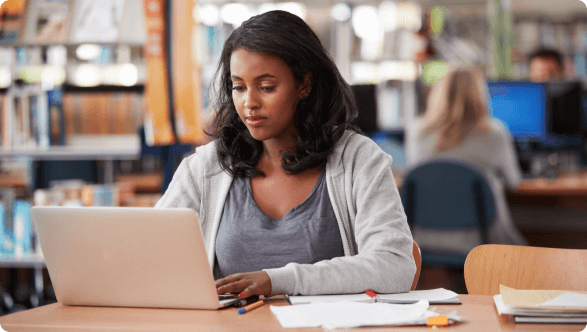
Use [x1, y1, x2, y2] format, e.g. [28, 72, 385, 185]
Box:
[143, 0, 174, 145]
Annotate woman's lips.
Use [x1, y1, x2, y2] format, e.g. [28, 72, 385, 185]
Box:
[245, 115, 266, 127]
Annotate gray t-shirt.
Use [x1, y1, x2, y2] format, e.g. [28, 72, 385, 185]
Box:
[215, 170, 344, 278]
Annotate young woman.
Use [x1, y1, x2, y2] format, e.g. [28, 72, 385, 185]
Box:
[408, 66, 527, 254]
[156, 10, 415, 298]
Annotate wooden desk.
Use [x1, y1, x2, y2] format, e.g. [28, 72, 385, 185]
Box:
[516, 174, 587, 196]
[0, 295, 581, 331]
[504, 173, 587, 248]
[509, 173, 587, 208]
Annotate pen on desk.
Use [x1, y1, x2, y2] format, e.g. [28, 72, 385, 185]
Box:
[427, 316, 449, 327]
[234, 295, 259, 308]
[237, 300, 265, 314]
[365, 290, 380, 302]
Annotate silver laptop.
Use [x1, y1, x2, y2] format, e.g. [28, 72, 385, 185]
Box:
[31, 206, 239, 309]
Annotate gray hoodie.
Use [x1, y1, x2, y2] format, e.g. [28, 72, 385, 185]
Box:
[155, 130, 415, 295]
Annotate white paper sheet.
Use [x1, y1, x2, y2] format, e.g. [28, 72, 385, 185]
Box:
[539, 292, 587, 308]
[270, 300, 430, 329]
[287, 293, 371, 305]
[287, 288, 458, 305]
[378, 288, 458, 303]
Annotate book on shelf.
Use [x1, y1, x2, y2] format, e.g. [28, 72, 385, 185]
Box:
[0, 203, 4, 252]
[62, 91, 142, 137]
[3, 85, 27, 149]
[28, 84, 50, 148]
[112, 92, 133, 134]
[494, 285, 587, 324]
[3, 87, 14, 148]
[0, 0, 28, 44]
[10, 86, 25, 148]
[23, 0, 72, 44]
[61, 90, 74, 137]
[0, 89, 6, 148]
[47, 88, 65, 146]
[0, 189, 16, 231]
[0, 189, 34, 256]
[78, 92, 110, 134]
[13, 200, 32, 256]
[1, 84, 55, 150]
[36, 181, 139, 207]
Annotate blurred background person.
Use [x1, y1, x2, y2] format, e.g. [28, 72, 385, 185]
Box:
[408, 66, 528, 255]
[528, 48, 565, 82]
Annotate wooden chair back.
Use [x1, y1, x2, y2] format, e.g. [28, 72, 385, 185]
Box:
[464, 244, 587, 295]
[411, 240, 421, 291]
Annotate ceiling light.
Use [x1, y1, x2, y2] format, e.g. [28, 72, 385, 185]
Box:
[198, 4, 220, 26]
[331, 3, 351, 22]
[76, 44, 101, 61]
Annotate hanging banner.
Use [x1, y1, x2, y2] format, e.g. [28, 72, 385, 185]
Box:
[170, 0, 204, 144]
[142, 0, 174, 145]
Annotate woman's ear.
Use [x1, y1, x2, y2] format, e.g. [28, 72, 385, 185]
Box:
[299, 72, 313, 99]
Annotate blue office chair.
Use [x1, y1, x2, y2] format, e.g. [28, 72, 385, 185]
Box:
[400, 160, 496, 268]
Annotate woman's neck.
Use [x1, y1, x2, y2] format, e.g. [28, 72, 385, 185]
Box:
[259, 137, 296, 173]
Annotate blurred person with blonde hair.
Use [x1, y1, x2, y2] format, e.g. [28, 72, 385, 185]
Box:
[407, 66, 527, 254]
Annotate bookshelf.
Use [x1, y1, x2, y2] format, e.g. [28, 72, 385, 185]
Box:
[0, 0, 148, 311]
[0, 134, 140, 184]
[0, 253, 46, 311]
[0, 253, 44, 268]
[513, 19, 587, 81]
[0, 134, 140, 160]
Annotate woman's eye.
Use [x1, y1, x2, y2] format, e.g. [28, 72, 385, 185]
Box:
[232, 86, 245, 92]
[261, 86, 275, 92]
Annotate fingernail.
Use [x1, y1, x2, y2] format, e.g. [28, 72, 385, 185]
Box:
[217, 288, 221, 293]
[238, 293, 245, 298]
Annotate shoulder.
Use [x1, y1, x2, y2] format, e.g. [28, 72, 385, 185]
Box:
[485, 118, 513, 142]
[413, 117, 426, 133]
[328, 130, 393, 173]
[181, 139, 225, 177]
[333, 130, 389, 159]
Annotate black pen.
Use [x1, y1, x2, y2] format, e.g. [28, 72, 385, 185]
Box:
[234, 295, 260, 308]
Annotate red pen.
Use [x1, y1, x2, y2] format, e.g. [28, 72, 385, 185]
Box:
[365, 290, 380, 301]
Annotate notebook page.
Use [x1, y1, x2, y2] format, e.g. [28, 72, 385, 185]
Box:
[500, 285, 564, 307]
[270, 301, 429, 329]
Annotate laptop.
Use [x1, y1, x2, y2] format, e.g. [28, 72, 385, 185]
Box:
[31, 206, 240, 309]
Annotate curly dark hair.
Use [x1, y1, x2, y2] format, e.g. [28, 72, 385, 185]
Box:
[208, 10, 358, 177]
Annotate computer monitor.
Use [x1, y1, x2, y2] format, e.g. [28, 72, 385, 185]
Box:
[544, 81, 582, 137]
[487, 81, 547, 140]
[351, 81, 407, 134]
[350, 84, 378, 133]
[379, 80, 407, 132]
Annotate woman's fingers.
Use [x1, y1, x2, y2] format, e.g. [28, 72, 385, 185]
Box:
[215, 274, 241, 288]
[214, 271, 272, 297]
[238, 286, 254, 299]
[216, 275, 247, 294]
[217, 282, 244, 295]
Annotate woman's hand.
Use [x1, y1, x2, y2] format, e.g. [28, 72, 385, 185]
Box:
[215, 271, 272, 298]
